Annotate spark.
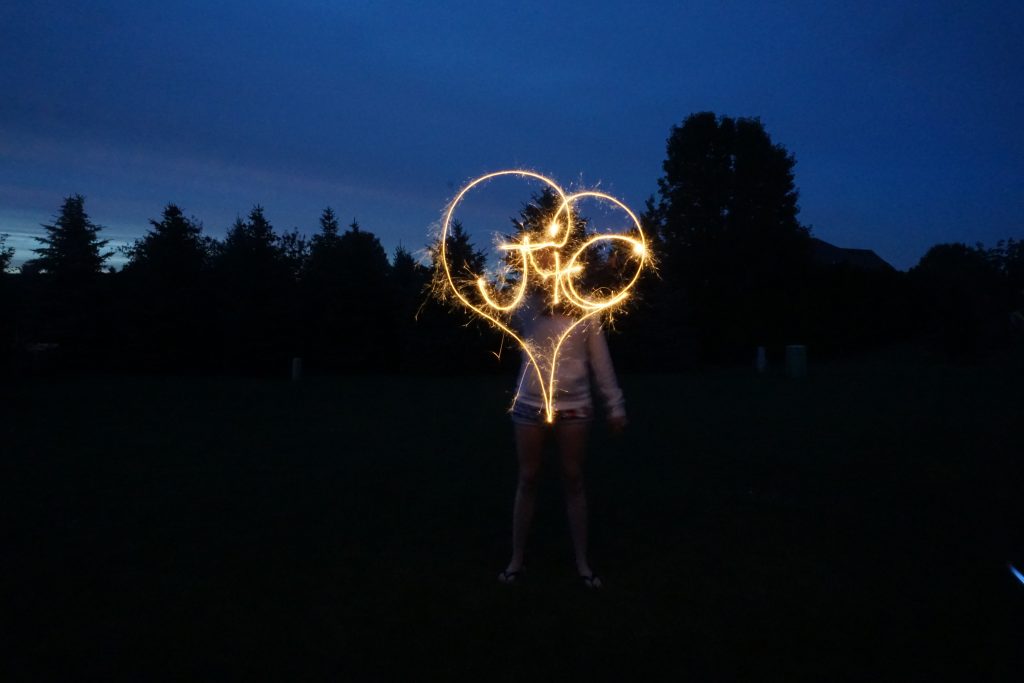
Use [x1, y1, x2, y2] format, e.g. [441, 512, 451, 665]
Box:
[437, 170, 650, 423]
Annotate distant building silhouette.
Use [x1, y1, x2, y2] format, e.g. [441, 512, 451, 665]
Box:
[810, 237, 894, 271]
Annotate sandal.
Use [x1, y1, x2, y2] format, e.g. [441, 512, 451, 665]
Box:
[498, 569, 523, 585]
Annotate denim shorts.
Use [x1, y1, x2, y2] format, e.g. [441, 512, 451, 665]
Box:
[510, 402, 594, 426]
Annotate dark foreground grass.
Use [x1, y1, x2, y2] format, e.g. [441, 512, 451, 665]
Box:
[4, 352, 1023, 681]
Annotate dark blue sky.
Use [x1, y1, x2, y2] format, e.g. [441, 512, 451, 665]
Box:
[2, 0, 1021, 270]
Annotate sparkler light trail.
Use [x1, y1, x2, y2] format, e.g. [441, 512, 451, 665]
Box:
[437, 170, 650, 423]
[1011, 564, 1024, 586]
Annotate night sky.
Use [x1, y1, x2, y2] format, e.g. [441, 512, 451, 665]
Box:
[2, 1, 1021, 270]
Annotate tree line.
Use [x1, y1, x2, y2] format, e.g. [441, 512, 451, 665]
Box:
[2, 112, 1022, 376]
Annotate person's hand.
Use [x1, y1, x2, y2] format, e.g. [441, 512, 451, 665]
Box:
[608, 415, 628, 436]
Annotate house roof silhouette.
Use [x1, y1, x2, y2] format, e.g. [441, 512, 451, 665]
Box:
[810, 237, 894, 271]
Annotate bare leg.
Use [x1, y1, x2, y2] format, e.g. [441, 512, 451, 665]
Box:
[504, 423, 545, 575]
[556, 420, 593, 577]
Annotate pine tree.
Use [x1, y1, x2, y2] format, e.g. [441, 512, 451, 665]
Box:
[424, 219, 506, 373]
[338, 220, 390, 286]
[0, 234, 13, 366]
[214, 205, 295, 370]
[431, 219, 487, 287]
[334, 220, 393, 367]
[119, 204, 217, 370]
[21, 195, 116, 365]
[0, 233, 13, 273]
[391, 244, 427, 294]
[310, 207, 340, 250]
[123, 204, 211, 282]
[33, 194, 112, 281]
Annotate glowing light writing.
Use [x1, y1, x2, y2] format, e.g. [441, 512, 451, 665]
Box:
[438, 170, 650, 423]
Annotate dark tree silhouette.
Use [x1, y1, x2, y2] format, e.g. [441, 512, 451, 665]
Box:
[220, 207, 283, 269]
[431, 219, 487, 285]
[391, 244, 427, 296]
[330, 220, 393, 369]
[648, 112, 813, 361]
[988, 238, 1024, 304]
[31, 194, 113, 281]
[910, 242, 1005, 355]
[0, 234, 13, 367]
[215, 206, 297, 372]
[119, 205, 219, 370]
[306, 207, 341, 272]
[996, 238, 1024, 341]
[300, 207, 352, 370]
[278, 228, 310, 280]
[122, 204, 214, 280]
[389, 244, 430, 369]
[0, 233, 13, 272]
[421, 218, 505, 372]
[301, 213, 394, 371]
[338, 220, 390, 285]
[19, 195, 116, 369]
[654, 114, 805, 255]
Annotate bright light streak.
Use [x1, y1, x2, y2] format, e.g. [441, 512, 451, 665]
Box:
[1011, 564, 1024, 586]
[438, 170, 650, 423]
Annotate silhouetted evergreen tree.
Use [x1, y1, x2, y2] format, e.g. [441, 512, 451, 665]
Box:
[122, 204, 213, 278]
[119, 205, 218, 370]
[31, 194, 113, 281]
[303, 208, 342, 276]
[331, 220, 393, 370]
[391, 244, 427, 295]
[0, 234, 13, 368]
[278, 228, 310, 280]
[310, 206, 340, 245]
[300, 212, 395, 372]
[431, 219, 487, 284]
[215, 206, 297, 372]
[23, 195, 115, 369]
[338, 220, 388, 276]
[649, 112, 812, 361]
[302, 209, 358, 370]
[0, 233, 12, 273]
[422, 219, 502, 372]
[390, 244, 430, 369]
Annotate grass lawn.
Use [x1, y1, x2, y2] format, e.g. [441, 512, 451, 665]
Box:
[5, 351, 1023, 680]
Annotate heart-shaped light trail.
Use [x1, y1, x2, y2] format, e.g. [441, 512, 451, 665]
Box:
[439, 170, 650, 423]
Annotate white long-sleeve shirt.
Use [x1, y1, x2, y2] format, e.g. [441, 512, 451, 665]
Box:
[512, 299, 626, 418]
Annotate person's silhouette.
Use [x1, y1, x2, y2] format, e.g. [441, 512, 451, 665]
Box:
[499, 282, 626, 590]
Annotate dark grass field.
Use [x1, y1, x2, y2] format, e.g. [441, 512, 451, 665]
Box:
[5, 350, 1023, 681]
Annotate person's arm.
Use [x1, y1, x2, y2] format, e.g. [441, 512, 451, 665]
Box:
[587, 324, 627, 430]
